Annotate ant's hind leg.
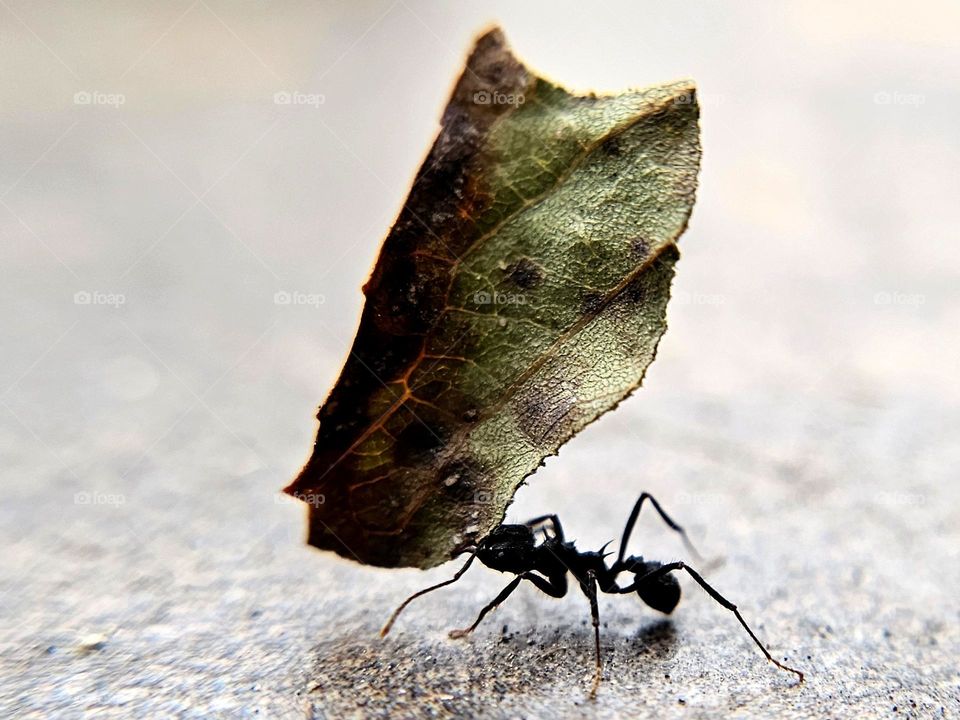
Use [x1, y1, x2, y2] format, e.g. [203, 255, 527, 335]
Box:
[616, 493, 702, 566]
[624, 561, 805, 682]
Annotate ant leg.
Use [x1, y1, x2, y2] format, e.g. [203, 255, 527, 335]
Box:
[529, 572, 567, 598]
[448, 575, 522, 639]
[615, 493, 702, 566]
[623, 562, 805, 682]
[523, 514, 564, 542]
[380, 551, 477, 637]
[448, 572, 566, 638]
[584, 569, 603, 699]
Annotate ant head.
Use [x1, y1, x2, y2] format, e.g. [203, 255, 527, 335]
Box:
[476, 524, 537, 573]
[633, 560, 681, 615]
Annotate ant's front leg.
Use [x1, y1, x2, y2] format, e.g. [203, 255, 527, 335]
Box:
[623, 561, 804, 683]
[448, 572, 566, 639]
[380, 551, 478, 636]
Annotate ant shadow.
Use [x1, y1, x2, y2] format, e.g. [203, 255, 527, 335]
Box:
[303, 612, 678, 714]
[628, 618, 678, 658]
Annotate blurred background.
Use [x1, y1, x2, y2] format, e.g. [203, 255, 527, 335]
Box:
[2, 1, 957, 717]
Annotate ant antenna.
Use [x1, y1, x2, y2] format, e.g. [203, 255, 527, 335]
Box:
[617, 492, 705, 565]
[380, 549, 478, 637]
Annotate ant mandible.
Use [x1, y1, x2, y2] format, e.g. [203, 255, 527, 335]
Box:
[381, 492, 804, 697]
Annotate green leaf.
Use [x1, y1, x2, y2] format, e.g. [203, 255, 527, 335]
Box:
[285, 27, 701, 568]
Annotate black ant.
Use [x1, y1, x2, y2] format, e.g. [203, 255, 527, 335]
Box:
[381, 492, 804, 696]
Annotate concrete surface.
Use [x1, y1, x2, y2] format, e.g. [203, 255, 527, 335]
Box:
[1, 2, 959, 718]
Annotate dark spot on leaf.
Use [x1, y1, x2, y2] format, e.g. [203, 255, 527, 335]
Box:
[462, 408, 479, 422]
[625, 281, 647, 305]
[504, 258, 543, 289]
[601, 134, 623, 157]
[581, 291, 605, 315]
[631, 237, 650, 257]
[517, 382, 579, 444]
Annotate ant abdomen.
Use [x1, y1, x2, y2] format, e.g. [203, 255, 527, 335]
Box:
[631, 559, 682, 614]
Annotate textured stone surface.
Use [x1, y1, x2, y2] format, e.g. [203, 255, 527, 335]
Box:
[1, 2, 958, 718]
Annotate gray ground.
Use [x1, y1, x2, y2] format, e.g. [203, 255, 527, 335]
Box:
[1, 2, 958, 718]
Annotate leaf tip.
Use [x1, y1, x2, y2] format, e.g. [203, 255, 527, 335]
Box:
[470, 23, 507, 50]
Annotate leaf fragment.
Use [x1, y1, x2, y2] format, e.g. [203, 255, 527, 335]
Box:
[285, 27, 701, 568]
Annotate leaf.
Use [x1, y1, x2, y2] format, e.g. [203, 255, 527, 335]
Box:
[285, 27, 701, 568]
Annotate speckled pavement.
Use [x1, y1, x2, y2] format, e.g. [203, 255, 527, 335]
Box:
[2, 2, 958, 718]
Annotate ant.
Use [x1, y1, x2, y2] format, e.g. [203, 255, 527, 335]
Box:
[381, 492, 804, 696]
